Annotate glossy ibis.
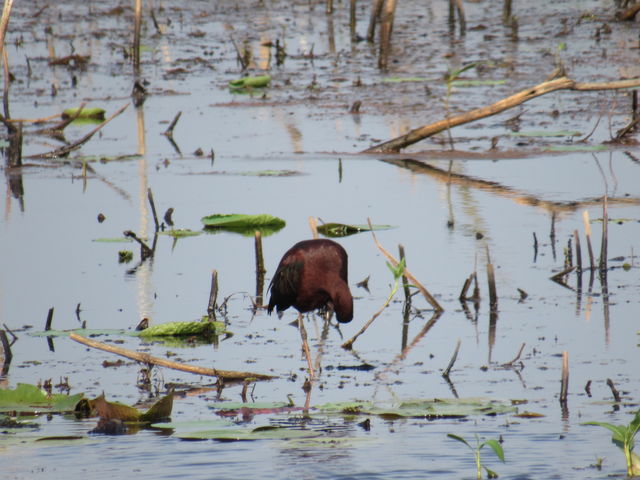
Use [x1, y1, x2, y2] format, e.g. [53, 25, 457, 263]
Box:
[268, 239, 353, 377]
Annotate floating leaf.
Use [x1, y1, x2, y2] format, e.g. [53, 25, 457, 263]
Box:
[202, 213, 285, 229]
[159, 229, 202, 238]
[0, 383, 84, 414]
[62, 107, 106, 121]
[315, 398, 516, 418]
[316, 222, 394, 238]
[229, 75, 271, 90]
[177, 426, 319, 441]
[137, 320, 226, 338]
[545, 144, 607, 152]
[27, 328, 130, 338]
[514, 411, 545, 418]
[88, 392, 173, 422]
[92, 237, 132, 243]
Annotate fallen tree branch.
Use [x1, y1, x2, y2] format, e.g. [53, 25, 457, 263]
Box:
[69, 333, 275, 381]
[364, 76, 640, 153]
[26, 103, 129, 159]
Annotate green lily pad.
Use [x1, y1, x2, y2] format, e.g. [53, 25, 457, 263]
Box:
[62, 107, 106, 121]
[0, 383, 84, 414]
[177, 426, 319, 441]
[159, 229, 202, 238]
[317, 222, 394, 238]
[201, 213, 285, 229]
[229, 75, 271, 90]
[315, 398, 516, 419]
[137, 320, 226, 338]
[382, 76, 429, 83]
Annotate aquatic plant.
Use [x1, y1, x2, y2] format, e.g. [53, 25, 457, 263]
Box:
[583, 409, 640, 477]
[447, 433, 505, 479]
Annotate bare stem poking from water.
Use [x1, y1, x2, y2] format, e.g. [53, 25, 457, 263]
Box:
[378, 0, 397, 70]
[367, 218, 443, 312]
[606, 378, 622, 403]
[162, 111, 182, 140]
[45, 307, 54, 331]
[559, 351, 569, 407]
[442, 339, 461, 378]
[69, 333, 275, 381]
[486, 247, 498, 310]
[207, 269, 219, 320]
[366, 0, 385, 42]
[133, 0, 142, 78]
[254, 231, 266, 307]
[583, 211, 595, 271]
[0, 329, 12, 374]
[147, 188, 160, 233]
[365, 76, 640, 153]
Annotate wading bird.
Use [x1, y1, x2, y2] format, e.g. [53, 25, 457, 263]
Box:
[268, 239, 353, 378]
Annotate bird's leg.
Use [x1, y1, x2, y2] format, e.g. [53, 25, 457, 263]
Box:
[297, 313, 315, 380]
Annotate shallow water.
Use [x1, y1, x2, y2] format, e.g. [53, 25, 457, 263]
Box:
[2, 1, 640, 479]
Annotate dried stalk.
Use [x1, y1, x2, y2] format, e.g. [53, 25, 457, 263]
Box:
[365, 76, 640, 153]
[69, 333, 275, 381]
[559, 351, 569, 406]
[442, 339, 461, 378]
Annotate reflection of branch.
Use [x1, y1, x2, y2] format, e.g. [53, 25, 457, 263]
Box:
[365, 76, 640, 153]
[26, 103, 129, 159]
[383, 158, 640, 214]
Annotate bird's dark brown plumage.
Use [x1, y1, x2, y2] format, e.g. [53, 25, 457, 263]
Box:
[267, 239, 353, 323]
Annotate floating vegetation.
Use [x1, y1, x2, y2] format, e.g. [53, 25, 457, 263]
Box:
[317, 222, 394, 238]
[228, 75, 271, 90]
[201, 213, 286, 236]
[62, 106, 106, 121]
[159, 229, 202, 238]
[137, 320, 227, 338]
[509, 130, 582, 137]
[0, 383, 83, 414]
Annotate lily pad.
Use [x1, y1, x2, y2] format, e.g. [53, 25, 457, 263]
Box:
[315, 398, 516, 419]
[229, 75, 271, 90]
[0, 383, 84, 414]
[177, 426, 319, 441]
[545, 144, 607, 152]
[137, 320, 226, 338]
[62, 107, 106, 121]
[317, 222, 394, 238]
[201, 213, 285, 229]
[159, 229, 202, 238]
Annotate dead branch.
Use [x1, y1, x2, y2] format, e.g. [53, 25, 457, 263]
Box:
[69, 333, 275, 381]
[365, 76, 640, 153]
[617, 2, 640, 20]
[26, 103, 129, 159]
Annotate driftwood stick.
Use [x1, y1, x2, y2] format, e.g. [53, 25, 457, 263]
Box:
[367, 218, 443, 312]
[365, 76, 640, 153]
[69, 333, 275, 381]
[26, 103, 129, 159]
[617, 2, 640, 21]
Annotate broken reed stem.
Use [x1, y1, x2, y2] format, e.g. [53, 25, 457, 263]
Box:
[308, 216, 319, 239]
[207, 269, 219, 317]
[325, 0, 333, 14]
[367, 218, 443, 312]
[366, 0, 385, 42]
[442, 339, 461, 378]
[573, 230, 582, 274]
[342, 288, 395, 350]
[147, 188, 160, 232]
[378, 0, 397, 70]
[45, 307, 54, 331]
[133, 0, 142, 78]
[254, 231, 265, 306]
[69, 333, 275, 381]
[583, 210, 595, 270]
[0, 0, 14, 132]
[486, 247, 498, 309]
[550, 265, 576, 282]
[504, 342, 525, 366]
[606, 378, 622, 403]
[398, 244, 410, 303]
[365, 76, 640, 153]
[599, 194, 608, 275]
[559, 350, 569, 406]
[0, 329, 12, 370]
[162, 111, 182, 139]
[349, 0, 357, 38]
[123, 230, 153, 259]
